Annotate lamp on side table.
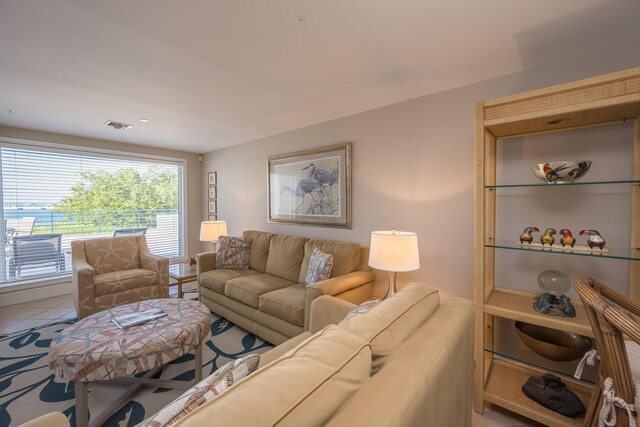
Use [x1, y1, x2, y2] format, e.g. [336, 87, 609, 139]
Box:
[199, 220, 227, 251]
[368, 230, 420, 299]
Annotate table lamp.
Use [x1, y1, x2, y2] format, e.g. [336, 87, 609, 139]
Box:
[199, 220, 227, 251]
[368, 230, 420, 298]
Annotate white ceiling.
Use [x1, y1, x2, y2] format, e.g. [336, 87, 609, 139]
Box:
[1, 0, 639, 153]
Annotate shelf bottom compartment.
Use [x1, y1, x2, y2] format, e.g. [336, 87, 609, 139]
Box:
[484, 357, 593, 427]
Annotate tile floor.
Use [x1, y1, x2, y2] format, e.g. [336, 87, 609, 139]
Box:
[0, 292, 542, 426]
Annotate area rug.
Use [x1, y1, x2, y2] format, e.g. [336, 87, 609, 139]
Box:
[0, 314, 274, 426]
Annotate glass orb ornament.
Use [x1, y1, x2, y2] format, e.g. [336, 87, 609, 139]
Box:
[537, 270, 571, 296]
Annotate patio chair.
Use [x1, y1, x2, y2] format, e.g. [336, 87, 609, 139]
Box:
[9, 234, 64, 278]
[71, 236, 169, 319]
[573, 275, 640, 427]
[113, 227, 147, 237]
[6, 216, 37, 237]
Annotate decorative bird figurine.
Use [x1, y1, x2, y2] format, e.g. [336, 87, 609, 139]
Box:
[558, 229, 576, 248]
[519, 226, 539, 244]
[579, 229, 606, 251]
[540, 228, 556, 247]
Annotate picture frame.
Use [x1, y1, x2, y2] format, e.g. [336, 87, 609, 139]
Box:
[268, 142, 351, 228]
[208, 171, 217, 185]
[208, 200, 217, 213]
[208, 186, 217, 199]
[208, 214, 218, 221]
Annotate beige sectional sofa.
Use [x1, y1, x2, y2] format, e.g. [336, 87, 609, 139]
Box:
[195, 230, 375, 345]
[24, 283, 474, 427]
[166, 283, 474, 426]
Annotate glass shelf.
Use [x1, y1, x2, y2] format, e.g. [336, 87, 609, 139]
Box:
[486, 239, 640, 261]
[486, 319, 596, 384]
[485, 179, 640, 189]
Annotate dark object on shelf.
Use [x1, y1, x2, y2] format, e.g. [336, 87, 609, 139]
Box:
[533, 293, 576, 317]
[515, 321, 592, 361]
[522, 374, 586, 418]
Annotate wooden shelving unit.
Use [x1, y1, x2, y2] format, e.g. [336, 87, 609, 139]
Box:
[474, 67, 640, 424]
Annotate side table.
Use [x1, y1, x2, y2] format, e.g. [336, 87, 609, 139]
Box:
[169, 262, 198, 299]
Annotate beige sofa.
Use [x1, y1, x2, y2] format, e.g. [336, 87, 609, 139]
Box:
[195, 230, 375, 345]
[22, 283, 474, 427]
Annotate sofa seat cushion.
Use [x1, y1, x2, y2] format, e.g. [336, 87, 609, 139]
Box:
[298, 239, 362, 283]
[265, 234, 309, 282]
[225, 274, 295, 308]
[339, 283, 440, 374]
[259, 284, 306, 326]
[199, 269, 261, 294]
[94, 269, 157, 296]
[175, 325, 371, 427]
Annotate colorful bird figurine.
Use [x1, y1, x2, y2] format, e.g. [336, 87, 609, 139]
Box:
[580, 229, 606, 251]
[559, 229, 576, 248]
[540, 228, 556, 247]
[519, 226, 539, 244]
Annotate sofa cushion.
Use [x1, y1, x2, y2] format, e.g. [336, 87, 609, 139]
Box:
[225, 274, 296, 308]
[265, 234, 308, 282]
[339, 283, 440, 374]
[143, 354, 260, 427]
[298, 239, 361, 284]
[199, 269, 261, 294]
[84, 237, 141, 274]
[304, 249, 334, 286]
[94, 269, 157, 296]
[215, 236, 252, 270]
[259, 284, 306, 326]
[175, 325, 371, 427]
[243, 230, 274, 273]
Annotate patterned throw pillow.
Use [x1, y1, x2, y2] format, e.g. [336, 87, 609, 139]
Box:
[304, 248, 334, 286]
[343, 298, 382, 320]
[215, 236, 252, 270]
[143, 354, 260, 427]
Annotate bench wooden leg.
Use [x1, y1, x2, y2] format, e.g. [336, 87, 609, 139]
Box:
[75, 381, 88, 427]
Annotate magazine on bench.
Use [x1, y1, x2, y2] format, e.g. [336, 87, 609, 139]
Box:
[112, 308, 168, 329]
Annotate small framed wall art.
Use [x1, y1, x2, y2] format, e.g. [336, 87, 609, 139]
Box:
[208, 186, 217, 199]
[208, 172, 217, 186]
[208, 200, 217, 214]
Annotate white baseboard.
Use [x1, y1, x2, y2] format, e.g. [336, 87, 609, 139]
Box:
[0, 280, 72, 307]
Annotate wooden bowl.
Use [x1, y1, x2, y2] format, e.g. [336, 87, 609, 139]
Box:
[515, 321, 592, 361]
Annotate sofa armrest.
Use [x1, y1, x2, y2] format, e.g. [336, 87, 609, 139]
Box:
[195, 252, 216, 277]
[72, 259, 95, 320]
[308, 295, 356, 334]
[18, 412, 70, 427]
[304, 270, 374, 330]
[139, 251, 170, 297]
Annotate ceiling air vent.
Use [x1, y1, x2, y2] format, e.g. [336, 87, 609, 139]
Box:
[104, 120, 133, 130]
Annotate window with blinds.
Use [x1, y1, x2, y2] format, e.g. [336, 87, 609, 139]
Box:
[0, 145, 185, 285]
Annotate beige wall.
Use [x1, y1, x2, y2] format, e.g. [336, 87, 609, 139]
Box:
[0, 125, 202, 257]
[202, 41, 640, 300]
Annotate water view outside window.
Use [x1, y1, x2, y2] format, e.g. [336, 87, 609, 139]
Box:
[1, 147, 185, 284]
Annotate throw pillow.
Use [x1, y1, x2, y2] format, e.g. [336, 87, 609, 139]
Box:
[215, 236, 253, 270]
[304, 248, 334, 286]
[143, 354, 260, 427]
[343, 298, 382, 320]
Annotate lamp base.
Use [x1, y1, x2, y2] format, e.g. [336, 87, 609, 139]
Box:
[384, 271, 398, 300]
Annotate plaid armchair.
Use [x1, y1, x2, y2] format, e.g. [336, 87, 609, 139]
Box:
[71, 236, 169, 319]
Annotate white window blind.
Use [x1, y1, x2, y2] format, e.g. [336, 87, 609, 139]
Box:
[0, 145, 185, 285]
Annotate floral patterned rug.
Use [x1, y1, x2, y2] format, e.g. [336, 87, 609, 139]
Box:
[0, 314, 273, 426]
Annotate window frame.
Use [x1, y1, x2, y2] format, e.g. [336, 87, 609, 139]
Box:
[0, 135, 189, 289]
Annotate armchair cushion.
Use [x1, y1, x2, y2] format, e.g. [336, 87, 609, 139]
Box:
[84, 237, 141, 274]
[94, 269, 158, 296]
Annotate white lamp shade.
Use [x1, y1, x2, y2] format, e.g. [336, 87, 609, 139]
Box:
[199, 220, 227, 242]
[368, 230, 420, 272]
